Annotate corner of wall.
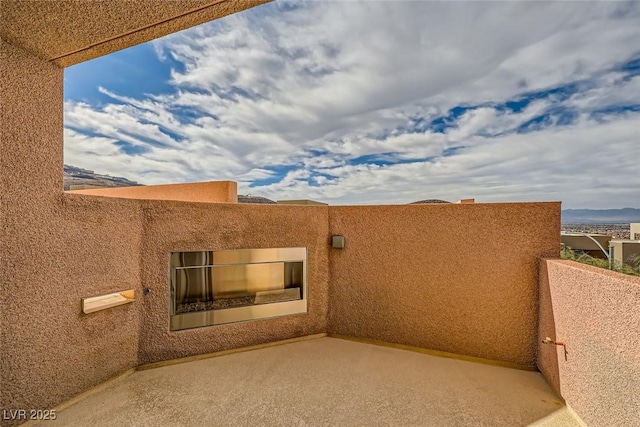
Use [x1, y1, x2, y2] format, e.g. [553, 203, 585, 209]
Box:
[1, 39, 144, 416]
[536, 258, 561, 394]
[539, 258, 640, 427]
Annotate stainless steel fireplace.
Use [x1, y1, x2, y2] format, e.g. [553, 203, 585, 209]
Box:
[170, 247, 307, 331]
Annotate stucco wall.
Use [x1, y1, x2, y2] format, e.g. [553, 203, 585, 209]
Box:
[538, 259, 640, 426]
[0, 41, 143, 419]
[69, 181, 238, 203]
[0, 3, 314, 420]
[328, 203, 561, 366]
[1, 35, 565, 423]
[137, 202, 329, 363]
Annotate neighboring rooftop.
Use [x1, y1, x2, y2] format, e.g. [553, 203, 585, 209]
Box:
[238, 195, 277, 204]
[561, 232, 611, 237]
[562, 224, 631, 240]
[409, 199, 452, 204]
[277, 199, 328, 206]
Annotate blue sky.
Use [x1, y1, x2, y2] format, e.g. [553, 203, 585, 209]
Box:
[64, 1, 640, 208]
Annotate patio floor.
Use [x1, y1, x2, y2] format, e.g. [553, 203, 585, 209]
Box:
[45, 337, 582, 426]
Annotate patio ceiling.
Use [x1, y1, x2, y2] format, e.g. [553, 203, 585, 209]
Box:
[0, 0, 269, 67]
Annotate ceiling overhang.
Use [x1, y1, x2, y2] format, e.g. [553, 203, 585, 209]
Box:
[1, 0, 270, 67]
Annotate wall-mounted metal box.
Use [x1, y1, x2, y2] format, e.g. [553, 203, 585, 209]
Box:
[170, 247, 307, 331]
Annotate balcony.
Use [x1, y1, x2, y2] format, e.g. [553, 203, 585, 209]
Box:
[2, 2, 640, 427]
[46, 337, 580, 426]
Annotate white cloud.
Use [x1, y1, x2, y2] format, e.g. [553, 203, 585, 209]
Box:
[64, 0, 640, 208]
[251, 112, 640, 208]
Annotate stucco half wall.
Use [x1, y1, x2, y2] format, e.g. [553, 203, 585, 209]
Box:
[68, 181, 238, 203]
[1, 23, 565, 423]
[0, 41, 143, 421]
[137, 200, 330, 364]
[538, 259, 640, 427]
[328, 202, 561, 367]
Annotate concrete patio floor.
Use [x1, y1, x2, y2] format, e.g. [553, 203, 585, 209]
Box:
[44, 337, 582, 426]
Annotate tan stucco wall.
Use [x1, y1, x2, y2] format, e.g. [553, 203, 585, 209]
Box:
[631, 223, 640, 240]
[0, 41, 143, 418]
[538, 259, 640, 426]
[1, 30, 563, 421]
[328, 203, 561, 367]
[69, 181, 238, 203]
[0, 1, 302, 420]
[137, 202, 329, 364]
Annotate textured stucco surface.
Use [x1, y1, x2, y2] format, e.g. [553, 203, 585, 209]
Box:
[69, 181, 238, 203]
[50, 337, 576, 427]
[138, 202, 330, 364]
[538, 259, 640, 427]
[328, 203, 561, 366]
[1, 2, 304, 421]
[1, 0, 269, 66]
[1, 16, 567, 423]
[0, 41, 142, 422]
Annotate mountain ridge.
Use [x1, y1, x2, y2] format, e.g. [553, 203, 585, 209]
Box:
[562, 208, 640, 224]
[63, 164, 141, 190]
[62, 165, 639, 221]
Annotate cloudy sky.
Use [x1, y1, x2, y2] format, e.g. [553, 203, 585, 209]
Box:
[64, 0, 640, 208]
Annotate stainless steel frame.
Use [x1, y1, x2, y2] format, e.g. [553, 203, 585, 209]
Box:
[170, 247, 307, 331]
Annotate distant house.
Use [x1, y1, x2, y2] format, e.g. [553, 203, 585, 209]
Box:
[610, 239, 640, 267]
[409, 199, 451, 204]
[561, 233, 612, 259]
[238, 195, 277, 204]
[277, 199, 328, 206]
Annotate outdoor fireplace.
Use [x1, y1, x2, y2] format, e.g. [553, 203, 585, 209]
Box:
[170, 247, 307, 331]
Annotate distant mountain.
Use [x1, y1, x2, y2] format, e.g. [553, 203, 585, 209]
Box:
[63, 165, 141, 190]
[63, 167, 277, 205]
[562, 208, 640, 224]
[62, 167, 639, 219]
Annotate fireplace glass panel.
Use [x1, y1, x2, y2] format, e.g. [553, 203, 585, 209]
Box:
[173, 262, 303, 314]
[170, 248, 307, 330]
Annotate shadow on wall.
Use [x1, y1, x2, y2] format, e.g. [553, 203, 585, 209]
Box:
[538, 261, 561, 393]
